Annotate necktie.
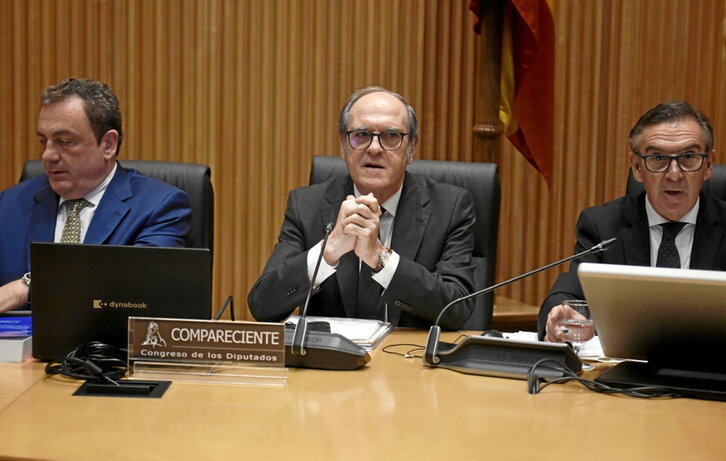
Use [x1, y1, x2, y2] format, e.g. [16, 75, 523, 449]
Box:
[356, 262, 384, 320]
[356, 208, 386, 320]
[60, 199, 90, 244]
[656, 222, 686, 268]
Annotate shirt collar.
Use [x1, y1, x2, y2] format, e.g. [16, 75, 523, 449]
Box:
[58, 163, 117, 208]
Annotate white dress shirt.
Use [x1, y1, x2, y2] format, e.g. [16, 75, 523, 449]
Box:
[54, 164, 118, 243]
[644, 195, 698, 268]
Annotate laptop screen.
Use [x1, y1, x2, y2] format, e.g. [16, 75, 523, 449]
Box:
[578, 262, 726, 365]
[30, 243, 212, 360]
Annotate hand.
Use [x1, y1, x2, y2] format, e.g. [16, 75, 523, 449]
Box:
[348, 194, 385, 267]
[0, 279, 29, 314]
[544, 304, 585, 342]
[324, 195, 360, 265]
[323, 194, 384, 267]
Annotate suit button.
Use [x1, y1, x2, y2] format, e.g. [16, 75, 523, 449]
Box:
[284, 285, 299, 297]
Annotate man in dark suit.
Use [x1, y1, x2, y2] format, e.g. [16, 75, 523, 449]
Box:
[0, 78, 191, 313]
[248, 87, 476, 329]
[540, 100, 722, 341]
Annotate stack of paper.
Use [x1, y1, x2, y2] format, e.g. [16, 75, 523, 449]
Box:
[286, 316, 393, 350]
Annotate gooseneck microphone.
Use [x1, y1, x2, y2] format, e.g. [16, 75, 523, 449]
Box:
[285, 223, 371, 370]
[423, 238, 617, 376]
[291, 222, 333, 356]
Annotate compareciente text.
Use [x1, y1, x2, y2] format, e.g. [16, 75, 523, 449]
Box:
[170, 327, 281, 345]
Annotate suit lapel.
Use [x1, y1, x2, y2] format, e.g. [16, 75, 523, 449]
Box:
[617, 194, 651, 267]
[391, 173, 431, 261]
[388, 174, 431, 326]
[28, 186, 60, 244]
[85, 166, 132, 244]
[691, 194, 723, 269]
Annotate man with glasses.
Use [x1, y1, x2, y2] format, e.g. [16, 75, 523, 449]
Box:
[248, 87, 476, 329]
[539, 100, 723, 341]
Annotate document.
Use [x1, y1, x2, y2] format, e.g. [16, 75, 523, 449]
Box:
[286, 316, 393, 350]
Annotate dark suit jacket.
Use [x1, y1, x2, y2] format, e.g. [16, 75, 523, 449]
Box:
[0, 164, 192, 287]
[538, 191, 726, 339]
[247, 172, 477, 330]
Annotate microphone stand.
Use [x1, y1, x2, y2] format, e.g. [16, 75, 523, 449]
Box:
[291, 223, 333, 356]
[423, 238, 616, 374]
[284, 223, 370, 371]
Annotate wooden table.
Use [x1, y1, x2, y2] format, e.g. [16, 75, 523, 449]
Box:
[0, 330, 724, 460]
[491, 296, 539, 332]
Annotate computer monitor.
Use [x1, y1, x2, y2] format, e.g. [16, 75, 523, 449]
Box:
[578, 262, 726, 401]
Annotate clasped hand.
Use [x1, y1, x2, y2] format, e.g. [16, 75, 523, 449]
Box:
[324, 193, 385, 268]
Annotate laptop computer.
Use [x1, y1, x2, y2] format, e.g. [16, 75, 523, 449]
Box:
[578, 262, 726, 400]
[30, 242, 212, 360]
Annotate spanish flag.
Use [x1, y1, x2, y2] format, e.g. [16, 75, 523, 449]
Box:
[471, 0, 555, 187]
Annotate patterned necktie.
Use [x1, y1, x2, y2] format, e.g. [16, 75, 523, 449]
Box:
[656, 221, 686, 268]
[60, 199, 90, 243]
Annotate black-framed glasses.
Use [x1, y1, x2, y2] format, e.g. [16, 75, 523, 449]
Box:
[345, 130, 409, 151]
[637, 152, 709, 173]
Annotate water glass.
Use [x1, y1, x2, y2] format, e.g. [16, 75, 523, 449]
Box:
[558, 299, 595, 352]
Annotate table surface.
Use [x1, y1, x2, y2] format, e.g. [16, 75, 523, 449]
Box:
[0, 330, 724, 461]
[491, 296, 539, 331]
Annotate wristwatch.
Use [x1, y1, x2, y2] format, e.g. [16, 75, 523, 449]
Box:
[22, 272, 31, 287]
[372, 248, 393, 273]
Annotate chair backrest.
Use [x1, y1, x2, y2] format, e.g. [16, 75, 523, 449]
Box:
[626, 164, 726, 200]
[309, 155, 500, 330]
[19, 159, 214, 253]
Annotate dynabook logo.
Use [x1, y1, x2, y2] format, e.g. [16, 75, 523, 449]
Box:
[92, 299, 148, 309]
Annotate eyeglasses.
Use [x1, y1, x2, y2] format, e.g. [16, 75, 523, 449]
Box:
[345, 130, 409, 151]
[637, 152, 709, 173]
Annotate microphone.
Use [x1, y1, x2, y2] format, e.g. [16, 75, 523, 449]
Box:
[423, 238, 616, 378]
[285, 223, 371, 370]
[290, 222, 333, 356]
[213, 296, 235, 321]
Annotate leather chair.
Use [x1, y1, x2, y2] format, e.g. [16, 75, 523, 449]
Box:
[309, 155, 500, 330]
[626, 164, 726, 200]
[19, 159, 214, 253]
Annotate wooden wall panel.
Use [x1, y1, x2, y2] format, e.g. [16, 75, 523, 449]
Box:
[0, 0, 479, 320]
[496, 0, 726, 305]
[1, 0, 724, 318]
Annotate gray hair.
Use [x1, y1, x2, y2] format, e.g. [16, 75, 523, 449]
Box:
[629, 100, 713, 153]
[338, 86, 419, 142]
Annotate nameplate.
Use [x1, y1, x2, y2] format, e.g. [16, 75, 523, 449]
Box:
[128, 317, 285, 367]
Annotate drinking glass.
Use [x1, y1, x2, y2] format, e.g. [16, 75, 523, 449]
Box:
[558, 300, 595, 354]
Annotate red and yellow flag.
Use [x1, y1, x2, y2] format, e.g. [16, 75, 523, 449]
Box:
[471, 0, 555, 187]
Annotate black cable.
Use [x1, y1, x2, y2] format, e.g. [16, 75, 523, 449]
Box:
[383, 335, 469, 359]
[382, 343, 426, 358]
[45, 341, 128, 383]
[526, 358, 682, 399]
